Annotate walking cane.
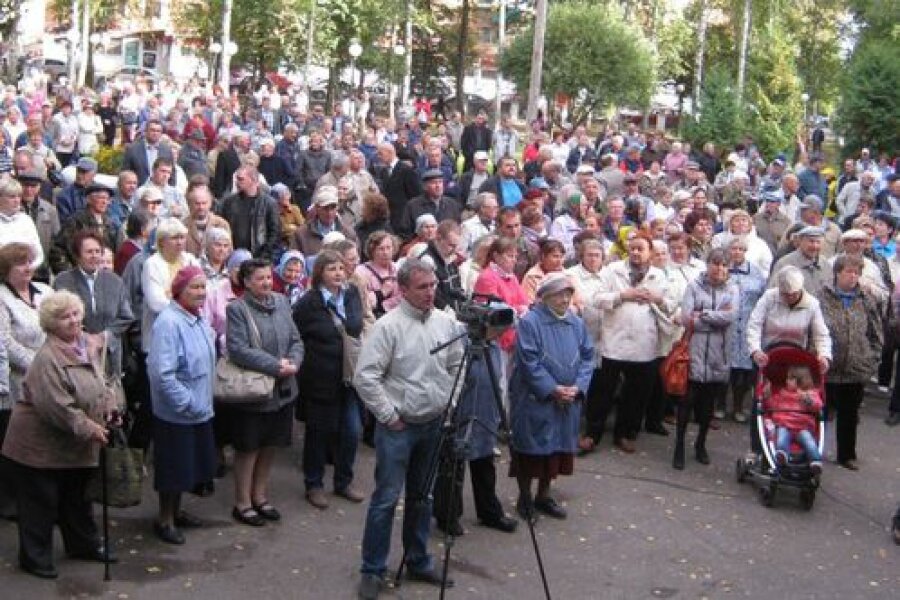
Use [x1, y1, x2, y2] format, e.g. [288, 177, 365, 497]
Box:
[100, 441, 111, 582]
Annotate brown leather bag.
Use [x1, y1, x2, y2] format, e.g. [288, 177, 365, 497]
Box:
[660, 321, 693, 397]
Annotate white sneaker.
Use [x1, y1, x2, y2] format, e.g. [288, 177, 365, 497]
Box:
[713, 410, 725, 420]
[878, 386, 890, 394]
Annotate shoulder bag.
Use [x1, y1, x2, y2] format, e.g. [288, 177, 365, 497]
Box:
[660, 320, 693, 397]
[214, 301, 276, 403]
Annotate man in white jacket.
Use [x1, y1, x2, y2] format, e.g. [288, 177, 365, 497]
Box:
[580, 231, 674, 455]
[354, 258, 464, 599]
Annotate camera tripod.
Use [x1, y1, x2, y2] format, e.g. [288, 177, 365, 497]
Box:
[394, 330, 552, 599]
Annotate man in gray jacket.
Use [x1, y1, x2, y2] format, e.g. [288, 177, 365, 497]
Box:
[769, 226, 833, 298]
[354, 259, 464, 599]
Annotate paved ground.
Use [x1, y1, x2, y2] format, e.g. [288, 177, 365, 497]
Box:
[1, 392, 898, 599]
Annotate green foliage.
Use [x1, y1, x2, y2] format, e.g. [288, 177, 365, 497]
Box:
[786, 0, 845, 114]
[834, 39, 900, 156]
[0, 0, 20, 37]
[682, 67, 742, 151]
[655, 16, 694, 84]
[744, 25, 803, 159]
[501, 1, 655, 125]
[95, 145, 124, 174]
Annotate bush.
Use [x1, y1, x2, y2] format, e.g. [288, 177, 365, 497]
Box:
[94, 145, 125, 175]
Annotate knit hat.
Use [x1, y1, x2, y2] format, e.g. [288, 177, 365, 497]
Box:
[415, 213, 438, 233]
[226, 248, 253, 271]
[537, 273, 575, 298]
[171, 265, 205, 298]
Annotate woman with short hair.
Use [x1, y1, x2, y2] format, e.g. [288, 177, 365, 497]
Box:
[2, 291, 120, 578]
[141, 217, 199, 352]
[294, 250, 366, 509]
[356, 231, 401, 318]
[225, 259, 303, 526]
[819, 255, 884, 470]
[673, 248, 738, 470]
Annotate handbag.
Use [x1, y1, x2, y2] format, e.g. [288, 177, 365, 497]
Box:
[85, 427, 144, 508]
[214, 301, 276, 404]
[326, 305, 362, 382]
[660, 321, 693, 397]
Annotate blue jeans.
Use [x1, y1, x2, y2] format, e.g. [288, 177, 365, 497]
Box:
[360, 418, 441, 577]
[303, 388, 362, 492]
[775, 427, 820, 462]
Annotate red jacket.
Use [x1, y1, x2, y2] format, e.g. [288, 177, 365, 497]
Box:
[764, 388, 822, 432]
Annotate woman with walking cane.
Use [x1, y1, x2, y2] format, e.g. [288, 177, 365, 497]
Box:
[1, 290, 121, 579]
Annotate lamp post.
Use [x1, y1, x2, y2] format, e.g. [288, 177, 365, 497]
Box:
[676, 83, 685, 134]
[801, 91, 810, 127]
[209, 42, 222, 86]
[393, 43, 406, 117]
[496, 0, 506, 118]
[348, 39, 363, 120]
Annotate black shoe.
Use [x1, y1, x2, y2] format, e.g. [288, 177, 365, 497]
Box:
[435, 520, 464, 536]
[252, 502, 282, 521]
[646, 423, 670, 436]
[408, 568, 454, 588]
[533, 496, 567, 519]
[885, 412, 900, 426]
[174, 511, 203, 528]
[672, 444, 685, 470]
[68, 545, 118, 563]
[232, 506, 266, 527]
[516, 496, 536, 523]
[358, 573, 384, 599]
[481, 515, 518, 533]
[154, 522, 185, 545]
[695, 446, 710, 465]
[21, 562, 58, 579]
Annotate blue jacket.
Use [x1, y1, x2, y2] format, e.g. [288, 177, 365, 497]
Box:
[798, 168, 827, 200]
[147, 302, 216, 424]
[56, 183, 88, 223]
[454, 343, 504, 460]
[509, 303, 594, 456]
[728, 261, 767, 370]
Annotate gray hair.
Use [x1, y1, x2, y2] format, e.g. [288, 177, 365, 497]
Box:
[472, 192, 498, 212]
[728, 235, 749, 250]
[398, 257, 435, 287]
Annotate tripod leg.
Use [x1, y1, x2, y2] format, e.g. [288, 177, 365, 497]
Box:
[394, 349, 475, 587]
[100, 445, 110, 581]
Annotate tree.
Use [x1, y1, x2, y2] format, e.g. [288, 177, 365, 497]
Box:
[501, 1, 655, 126]
[744, 25, 803, 159]
[682, 66, 742, 152]
[834, 39, 900, 156]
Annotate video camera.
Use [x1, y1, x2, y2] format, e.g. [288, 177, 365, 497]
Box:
[449, 290, 515, 341]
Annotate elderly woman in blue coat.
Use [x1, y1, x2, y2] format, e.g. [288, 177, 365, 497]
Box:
[147, 265, 217, 545]
[509, 273, 594, 521]
[726, 237, 766, 423]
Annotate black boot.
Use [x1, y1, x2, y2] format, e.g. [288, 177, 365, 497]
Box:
[695, 424, 710, 465]
[672, 438, 685, 470]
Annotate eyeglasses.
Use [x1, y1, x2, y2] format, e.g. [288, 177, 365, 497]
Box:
[146, 199, 163, 205]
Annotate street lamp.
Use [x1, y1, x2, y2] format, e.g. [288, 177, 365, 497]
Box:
[801, 91, 810, 125]
[348, 39, 363, 120]
[393, 44, 406, 108]
[209, 42, 222, 84]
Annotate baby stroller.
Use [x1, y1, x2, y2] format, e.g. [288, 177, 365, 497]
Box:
[735, 345, 825, 510]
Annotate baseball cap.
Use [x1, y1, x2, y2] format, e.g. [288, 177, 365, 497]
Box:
[76, 157, 98, 171]
[473, 150, 489, 161]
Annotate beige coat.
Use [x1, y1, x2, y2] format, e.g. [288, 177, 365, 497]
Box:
[2, 336, 116, 469]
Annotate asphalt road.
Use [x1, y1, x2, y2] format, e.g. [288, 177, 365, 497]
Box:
[1, 392, 897, 599]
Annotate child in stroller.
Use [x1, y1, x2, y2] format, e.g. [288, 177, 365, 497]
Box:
[762, 365, 823, 474]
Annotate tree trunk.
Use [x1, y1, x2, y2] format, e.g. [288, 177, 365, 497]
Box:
[736, 0, 752, 107]
[526, 0, 548, 123]
[455, 0, 469, 118]
[692, 0, 709, 112]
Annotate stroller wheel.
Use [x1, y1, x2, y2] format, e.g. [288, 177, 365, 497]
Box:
[799, 489, 816, 511]
[735, 458, 747, 484]
[758, 486, 775, 507]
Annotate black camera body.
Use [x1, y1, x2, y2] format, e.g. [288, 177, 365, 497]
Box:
[454, 291, 515, 341]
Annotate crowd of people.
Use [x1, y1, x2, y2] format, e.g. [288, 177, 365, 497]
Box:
[0, 74, 898, 593]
